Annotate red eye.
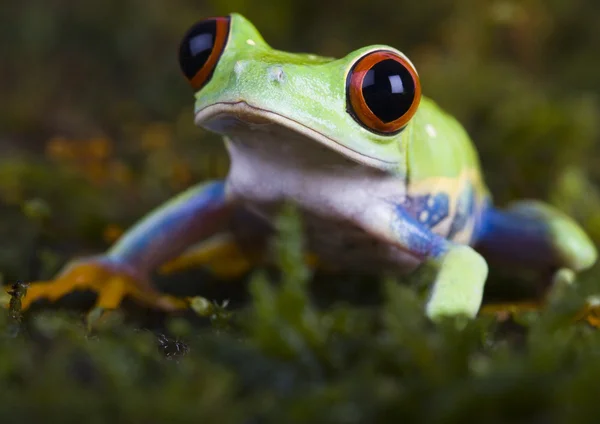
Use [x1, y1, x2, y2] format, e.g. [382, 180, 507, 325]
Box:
[178, 16, 231, 90]
[346, 50, 421, 134]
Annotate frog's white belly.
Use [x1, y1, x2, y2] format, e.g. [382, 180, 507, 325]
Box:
[224, 128, 420, 273]
[300, 213, 421, 273]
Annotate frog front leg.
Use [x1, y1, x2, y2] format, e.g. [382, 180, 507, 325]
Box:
[367, 205, 489, 321]
[21, 180, 236, 311]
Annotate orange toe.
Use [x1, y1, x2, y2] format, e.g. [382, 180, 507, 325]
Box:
[20, 260, 189, 312]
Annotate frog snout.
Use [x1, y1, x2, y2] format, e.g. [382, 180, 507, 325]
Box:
[267, 66, 286, 84]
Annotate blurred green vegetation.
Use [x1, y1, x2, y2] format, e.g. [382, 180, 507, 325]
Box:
[3, 0, 600, 421]
[1, 205, 600, 423]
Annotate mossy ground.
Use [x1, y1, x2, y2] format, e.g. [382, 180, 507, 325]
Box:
[1, 206, 600, 423]
[3, 1, 600, 422]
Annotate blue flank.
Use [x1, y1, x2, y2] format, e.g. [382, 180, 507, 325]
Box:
[447, 184, 475, 239]
[403, 192, 450, 229]
[391, 204, 449, 260]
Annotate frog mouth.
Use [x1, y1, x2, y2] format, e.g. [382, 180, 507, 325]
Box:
[194, 101, 399, 170]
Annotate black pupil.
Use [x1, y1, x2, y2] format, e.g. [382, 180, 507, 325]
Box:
[361, 59, 415, 123]
[179, 20, 217, 79]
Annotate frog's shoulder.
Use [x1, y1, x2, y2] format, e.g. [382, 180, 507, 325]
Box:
[402, 95, 490, 243]
[405, 94, 488, 193]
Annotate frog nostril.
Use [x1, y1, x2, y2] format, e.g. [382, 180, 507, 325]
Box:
[267, 66, 286, 84]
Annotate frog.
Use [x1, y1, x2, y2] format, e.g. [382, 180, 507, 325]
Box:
[18, 13, 597, 321]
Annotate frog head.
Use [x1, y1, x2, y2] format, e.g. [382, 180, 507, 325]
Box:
[178, 13, 421, 175]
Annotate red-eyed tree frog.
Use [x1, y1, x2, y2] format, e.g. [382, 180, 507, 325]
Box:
[19, 14, 597, 321]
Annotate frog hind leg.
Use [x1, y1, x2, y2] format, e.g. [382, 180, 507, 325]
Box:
[20, 258, 189, 311]
[17, 181, 235, 312]
[476, 200, 596, 272]
[158, 233, 257, 279]
[158, 206, 274, 279]
[475, 200, 597, 318]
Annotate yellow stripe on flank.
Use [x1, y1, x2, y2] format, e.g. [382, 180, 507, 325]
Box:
[407, 169, 487, 244]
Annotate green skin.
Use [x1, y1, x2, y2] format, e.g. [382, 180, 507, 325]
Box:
[20, 13, 597, 321]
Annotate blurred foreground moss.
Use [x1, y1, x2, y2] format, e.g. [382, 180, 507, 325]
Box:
[0, 206, 600, 423]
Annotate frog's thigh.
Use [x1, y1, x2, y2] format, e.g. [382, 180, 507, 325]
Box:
[475, 200, 597, 272]
[157, 232, 321, 278]
[158, 233, 255, 278]
[390, 207, 488, 320]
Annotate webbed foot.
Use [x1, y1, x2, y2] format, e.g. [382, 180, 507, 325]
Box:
[479, 301, 600, 327]
[479, 301, 542, 321]
[18, 256, 188, 312]
[574, 297, 600, 328]
[478, 269, 576, 321]
[425, 245, 489, 321]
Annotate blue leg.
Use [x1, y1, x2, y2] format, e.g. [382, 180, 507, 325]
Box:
[476, 200, 597, 321]
[21, 180, 236, 311]
[386, 206, 488, 321]
[475, 200, 596, 272]
[108, 181, 232, 273]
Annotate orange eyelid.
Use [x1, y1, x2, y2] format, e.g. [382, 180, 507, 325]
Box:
[348, 51, 421, 134]
[188, 17, 230, 90]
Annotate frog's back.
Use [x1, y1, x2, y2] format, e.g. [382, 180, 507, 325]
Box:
[401, 96, 490, 245]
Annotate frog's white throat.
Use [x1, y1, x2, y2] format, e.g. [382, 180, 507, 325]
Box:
[219, 107, 407, 218]
[194, 101, 398, 171]
[198, 101, 416, 272]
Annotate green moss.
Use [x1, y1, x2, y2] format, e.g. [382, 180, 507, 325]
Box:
[0, 207, 597, 422]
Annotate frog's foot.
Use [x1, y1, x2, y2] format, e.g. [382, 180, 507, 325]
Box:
[477, 269, 574, 322]
[425, 245, 489, 321]
[573, 296, 600, 328]
[20, 257, 188, 312]
[480, 300, 600, 327]
[479, 301, 542, 321]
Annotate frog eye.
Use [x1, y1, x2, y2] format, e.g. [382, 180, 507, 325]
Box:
[178, 16, 231, 90]
[346, 50, 421, 135]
